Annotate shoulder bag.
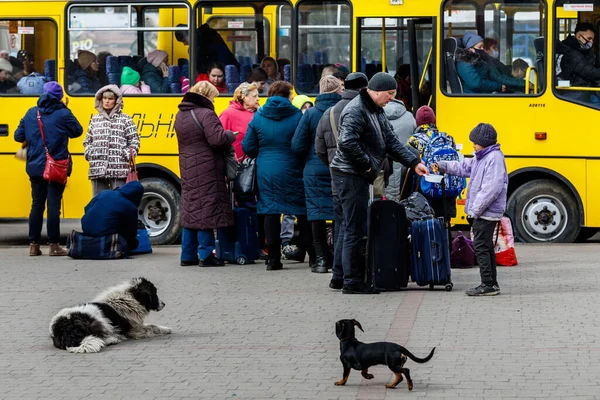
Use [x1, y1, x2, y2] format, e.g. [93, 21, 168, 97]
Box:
[37, 109, 69, 185]
[233, 157, 257, 194]
[189, 109, 238, 181]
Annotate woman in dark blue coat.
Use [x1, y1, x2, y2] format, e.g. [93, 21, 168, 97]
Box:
[242, 81, 315, 271]
[291, 76, 342, 273]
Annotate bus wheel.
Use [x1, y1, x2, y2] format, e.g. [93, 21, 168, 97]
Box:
[138, 177, 181, 245]
[507, 179, 580, 243]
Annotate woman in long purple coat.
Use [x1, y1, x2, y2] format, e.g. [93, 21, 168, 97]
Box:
[174, 81, 235, 266]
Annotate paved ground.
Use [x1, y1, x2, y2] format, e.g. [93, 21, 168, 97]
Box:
[1, 222, 600, 399]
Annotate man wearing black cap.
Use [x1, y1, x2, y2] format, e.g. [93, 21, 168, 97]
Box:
[329, 72, 429, 294]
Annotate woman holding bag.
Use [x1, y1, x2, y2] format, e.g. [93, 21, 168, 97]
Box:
[14, 82, 83, 256]
[83, 85, 140, 197]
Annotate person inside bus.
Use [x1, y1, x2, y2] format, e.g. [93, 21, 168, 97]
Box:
[0, 57, 18, 94]
[512, 58, 529, 80]
[140, 50, 170, 94]
[260, 56, 280, 93]
[120, 66, 151, 95]
[394, 63, 412, 111]
[174, 23, 239, 76]
[195, 62, 227, 94]
[457, 33, 507, 94]
[556, 22, 600, 104]
[14, 82, 83, 256]
[83, 85, 141, 197]
[15, 50, 46, 95]
[70, 50, 102, 94]
[13, 50, 37, 80]
[246, 67, 269, 94]
[482, 37, 512, 77]
[97, 51, 112, 87]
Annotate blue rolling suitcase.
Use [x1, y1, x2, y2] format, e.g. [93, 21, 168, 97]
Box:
[409, 217, 453, 291]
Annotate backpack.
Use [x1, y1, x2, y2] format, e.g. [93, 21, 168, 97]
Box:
[420, 131, 465, 198]
[17, 73, 46, 95]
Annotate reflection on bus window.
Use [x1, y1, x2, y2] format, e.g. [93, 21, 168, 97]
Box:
[295, 1, 351, 94]
[67, 3, 189, 96]
[0, 20, 56, 96]
[442, 0, 545, 96]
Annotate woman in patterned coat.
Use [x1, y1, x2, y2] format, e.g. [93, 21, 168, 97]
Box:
[83, 85, 140, 197]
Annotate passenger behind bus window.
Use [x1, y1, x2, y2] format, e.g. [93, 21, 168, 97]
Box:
[120, 67, 151, 95]
[0, 57, 18, 94]
[140, 50, 170, 94]
[260, 56, 280, 93]
[13, 50, 37, 80]
[174, 23, 239, 75]
[457, 33, 506, 94]
[482, 38, 513, 77]
[556, 22, 600, 104]
[195, 62, 227, 94]
[15, 50, 46, 96]
[512, 59, 529, 80]
[246, 67, 269, 94]
[97, 51, 112, 87]
[71, 50, 102, 94]
[394, 63, 412, 111]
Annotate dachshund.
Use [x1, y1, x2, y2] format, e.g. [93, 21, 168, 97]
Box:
[335, 319, 435, 389]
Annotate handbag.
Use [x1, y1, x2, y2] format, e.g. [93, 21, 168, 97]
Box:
[233, 157, 257, 194]
[450, 231, 475, 268]
[189, 109, 237, 180]
[126, 148, 138, 183]
[38, 110, 69, 185]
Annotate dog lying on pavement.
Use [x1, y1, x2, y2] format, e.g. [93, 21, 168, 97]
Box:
[335, 319, 435, 389]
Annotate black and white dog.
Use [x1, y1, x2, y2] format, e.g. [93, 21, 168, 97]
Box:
[49, 277, 171, 353]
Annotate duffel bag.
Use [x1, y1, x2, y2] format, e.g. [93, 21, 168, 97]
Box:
[67, 230, 128, 260]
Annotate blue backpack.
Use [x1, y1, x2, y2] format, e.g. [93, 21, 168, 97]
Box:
[420, 132, 465, 198]
[17, 73, 46, 95]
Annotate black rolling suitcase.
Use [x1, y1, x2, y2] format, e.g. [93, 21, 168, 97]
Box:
[366, 186, 410, 291]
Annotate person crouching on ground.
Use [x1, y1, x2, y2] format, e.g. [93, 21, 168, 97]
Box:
[433, 123, 508, 296]
[81, 180, 144, 251]
[329, 72, 429, 294]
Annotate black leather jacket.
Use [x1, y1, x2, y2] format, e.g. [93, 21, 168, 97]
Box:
[557, 35, 600, 87]
[330, 89, 419, 183]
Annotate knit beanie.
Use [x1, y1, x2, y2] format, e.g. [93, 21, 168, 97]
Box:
[147, 50, 168, 67]
[463, 32, 484, 49]
[43, 81, 64, 101]
[344, 72, 368, 90]
[367, 72, 397, 91]
[319, 75, 342, 94]
[416, 106, 436, 126]
[469, 123, 497, 147]
[0, 58, 12, 73]
[121, 67, 141, 86]
[78, 50, 96, 70]
[292, 95, 313, 109]
[17, 50, 34, 63]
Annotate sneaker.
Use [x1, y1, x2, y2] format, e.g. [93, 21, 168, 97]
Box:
[493, 284, 501, 294]
[311, 256, 328, 273]
[329, 279, 343, 290]
[282, 243, 294, 258]
[285, 247, 306, 262]
[180, 260, 198, 266]
[465, 284, 500, 296]
[342, 284, 381, 295]
[200, 254, 225, 267]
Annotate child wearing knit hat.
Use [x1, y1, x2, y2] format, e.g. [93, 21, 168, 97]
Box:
[434, 123, 508, 297]
[120, 66, 151, 95]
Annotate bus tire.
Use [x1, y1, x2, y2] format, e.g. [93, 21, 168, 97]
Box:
[507, 179, 580, 243]
[139, 177, 181, 245]
[575, 228, 598, 242]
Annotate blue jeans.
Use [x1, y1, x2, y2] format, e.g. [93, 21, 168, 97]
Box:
[332, 172, 369, 287]
[29, 176, 65, 244]
[181, 228, 215, 262]
[331, 191, 344, 282]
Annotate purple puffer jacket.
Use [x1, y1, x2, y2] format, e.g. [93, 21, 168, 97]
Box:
[437, 144, 507, 219]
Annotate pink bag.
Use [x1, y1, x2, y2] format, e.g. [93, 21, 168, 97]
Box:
[493, 216, 518, 266]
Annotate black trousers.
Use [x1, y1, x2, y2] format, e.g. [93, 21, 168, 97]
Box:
[263, 214, 312, 261]
[29, 176, 65, 244]
[311, 220, 328, 258]
[471, 218, 498, 286]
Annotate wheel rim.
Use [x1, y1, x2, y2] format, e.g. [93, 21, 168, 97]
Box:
[139, 191, 171, 238]
[521, 194, 568, 241]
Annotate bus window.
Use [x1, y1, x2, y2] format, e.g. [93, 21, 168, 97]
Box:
[554, 1, 600, 108]
[295, 1, 351, 94]
[67, 3, 190, 96]
[0, 19, 57, 96]
[442, 0, 545, 96]
[277, 5, 292, 65]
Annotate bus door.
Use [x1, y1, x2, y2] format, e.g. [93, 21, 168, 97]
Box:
[357, 16, 435, 113]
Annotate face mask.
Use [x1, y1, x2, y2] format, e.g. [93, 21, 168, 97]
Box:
[474, 48, 487, 57]
[490, 49, 499, 59]
[580, 37, 593, 50]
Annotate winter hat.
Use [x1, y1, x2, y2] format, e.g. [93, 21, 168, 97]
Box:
[463, 32, 484, 49]
[416, 106, 436, 126]
[121, 67, 141, 86]
[292, 95, 313, 109]
[77, 50, 96, 70]
[344, 72, 368, 90]
[43, 81, 64, 101]
[469, 123, 497, 147]
[17, 50, 34, 63]
[0, 58, 12, 73]
[367, 72, 397, 91]
[147, 50, 168, 67]
[319, 75, 342, 94]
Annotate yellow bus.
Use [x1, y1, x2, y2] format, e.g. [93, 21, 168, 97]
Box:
[0, 0, 598, 244]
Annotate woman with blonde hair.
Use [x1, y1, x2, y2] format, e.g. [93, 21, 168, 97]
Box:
[219, 82, 260, 161]
[174, 81, 235, 267]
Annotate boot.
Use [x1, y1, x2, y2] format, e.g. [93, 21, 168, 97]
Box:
[285, 247, 306, 262]
[266, 243, 283, 271]
[29, 243, 42, 256]
[311, 256, 328, 273]
[48, 243, 68, 256]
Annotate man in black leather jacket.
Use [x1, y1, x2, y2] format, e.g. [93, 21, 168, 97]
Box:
[329, 72, 429, 294]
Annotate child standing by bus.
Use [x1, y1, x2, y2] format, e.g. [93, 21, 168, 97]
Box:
[434, 123, 508, 296]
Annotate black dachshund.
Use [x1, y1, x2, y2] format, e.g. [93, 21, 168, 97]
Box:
[335, 319, 435, 389]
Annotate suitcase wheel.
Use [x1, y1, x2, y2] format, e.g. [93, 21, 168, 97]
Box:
[236, 256, 247, 265]
[445, 283, 453, 292]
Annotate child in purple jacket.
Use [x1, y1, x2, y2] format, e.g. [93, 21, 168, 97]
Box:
[434, 123, 508, 296]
